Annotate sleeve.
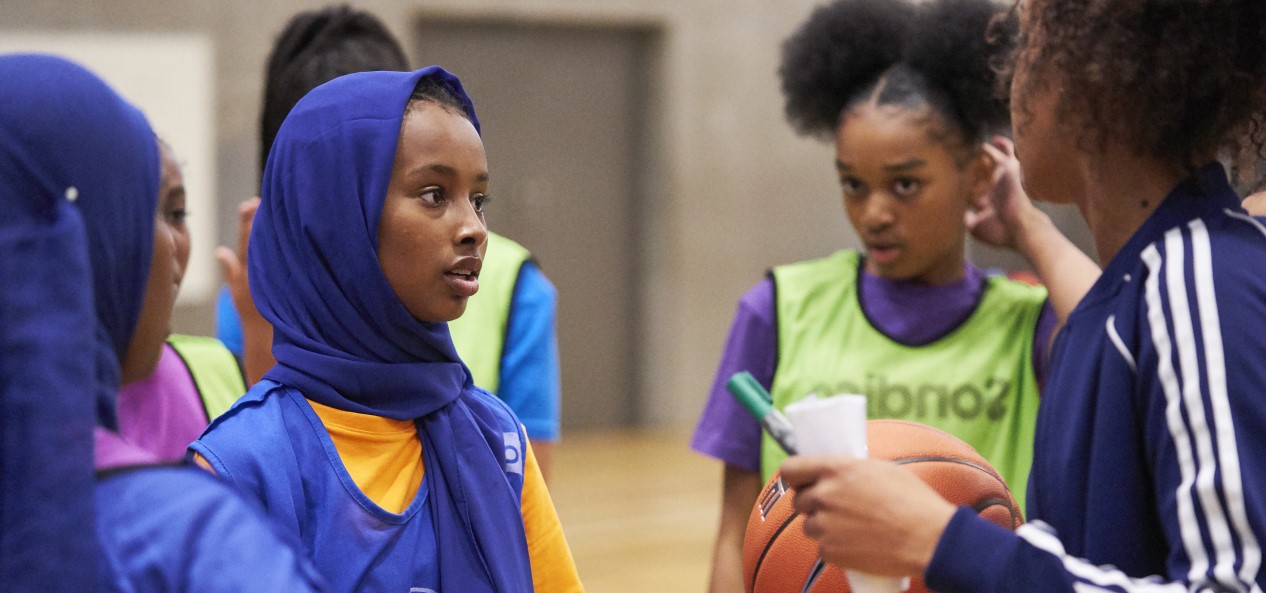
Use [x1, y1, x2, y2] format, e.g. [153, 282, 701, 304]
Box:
[689, 278, 778, 472]
[499, 262, 561, 442]
[927, 225, 1266, 593]
[97, 468, 328, 593]
[519, 438, 584, 592]
[1032, 300, 1057, 388]
[215, 285, 245, 358]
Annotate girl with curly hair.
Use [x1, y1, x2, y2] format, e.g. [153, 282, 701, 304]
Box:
[689, 0, 1097, 588]
[782, 1, 1266, 591]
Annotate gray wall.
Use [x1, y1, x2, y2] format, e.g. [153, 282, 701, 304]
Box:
[2, 0, 1092, 430]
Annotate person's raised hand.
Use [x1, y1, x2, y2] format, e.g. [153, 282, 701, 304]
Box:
[966, 136, 1043, 251]
[215, 197, 261, 316]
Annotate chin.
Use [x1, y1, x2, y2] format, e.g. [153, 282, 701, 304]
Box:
[427, 301, 468, 324]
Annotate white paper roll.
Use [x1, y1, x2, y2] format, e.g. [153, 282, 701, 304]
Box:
[783, 394, 867, 457]
[784, 394, 909, 593]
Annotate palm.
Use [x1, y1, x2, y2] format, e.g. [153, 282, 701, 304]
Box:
[966, 138, 1030, 250]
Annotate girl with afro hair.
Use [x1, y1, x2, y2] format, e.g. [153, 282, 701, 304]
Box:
[781, 1, 1266, 591]
[690, 0, 1097, 589]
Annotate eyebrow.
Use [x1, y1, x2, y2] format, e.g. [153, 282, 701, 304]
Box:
[407, 163, 489, 183]
[835, 158, 928, 172]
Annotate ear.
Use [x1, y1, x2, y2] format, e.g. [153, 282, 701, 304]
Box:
[966, 147, 996, 204]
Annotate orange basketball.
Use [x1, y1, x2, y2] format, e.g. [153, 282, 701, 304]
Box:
[743, 419, 1023, 593]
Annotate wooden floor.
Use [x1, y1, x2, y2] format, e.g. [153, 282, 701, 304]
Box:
[551, 429, 722, 593]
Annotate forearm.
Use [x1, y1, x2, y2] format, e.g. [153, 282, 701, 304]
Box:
[1014, 208, 1100, 326]
[239, 314, 275, 386]
[708, 465, 762, 593]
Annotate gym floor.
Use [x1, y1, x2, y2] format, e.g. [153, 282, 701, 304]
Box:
[552, 430, 720, 592]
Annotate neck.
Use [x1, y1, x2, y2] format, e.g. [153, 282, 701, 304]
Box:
[1074, 151, 1185, 265]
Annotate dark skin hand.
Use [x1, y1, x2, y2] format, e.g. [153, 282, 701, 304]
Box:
[779, 455, 956, 578]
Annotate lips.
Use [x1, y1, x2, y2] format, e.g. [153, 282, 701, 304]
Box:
[444, 256, 482, 297]
[866, 241, 901, 265]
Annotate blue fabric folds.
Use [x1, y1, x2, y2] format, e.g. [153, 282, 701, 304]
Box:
[250, 67, 532, 592]
[0, 54, 158, 592]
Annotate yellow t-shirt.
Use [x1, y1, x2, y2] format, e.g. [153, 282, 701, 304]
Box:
[307, 399, 583, 592]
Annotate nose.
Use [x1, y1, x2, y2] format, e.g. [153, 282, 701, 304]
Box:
[455, 197, 488, 248]
[860, 193, 896, 232]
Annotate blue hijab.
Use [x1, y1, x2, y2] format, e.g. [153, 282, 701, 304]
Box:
[0, 54, 158, 592]
[251, 67, 533, 592]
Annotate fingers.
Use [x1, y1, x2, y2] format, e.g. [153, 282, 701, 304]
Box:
[779, 456, 844, 490]
[239, 196, 261, 217]
[988, 134, 1015, 156]
[235, 197, 261, 264]
[215, 246, 241, 282]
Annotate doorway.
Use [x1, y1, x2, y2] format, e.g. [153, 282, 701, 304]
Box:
[414, 19, 660, 429]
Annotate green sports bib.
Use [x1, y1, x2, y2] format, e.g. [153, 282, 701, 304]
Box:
[448, 231, 532, 393]
[765, 250, 1045, 509]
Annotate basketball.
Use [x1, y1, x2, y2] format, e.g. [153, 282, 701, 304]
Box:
[743, 419, 1023, 593]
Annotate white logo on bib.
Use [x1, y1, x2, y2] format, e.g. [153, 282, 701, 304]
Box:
[503, 432, 524, 476]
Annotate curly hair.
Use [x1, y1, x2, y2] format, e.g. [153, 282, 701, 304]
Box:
[1008, 0, 1266, 173]
[259, 5, 409, 178]
[778, 0, 1016, 150]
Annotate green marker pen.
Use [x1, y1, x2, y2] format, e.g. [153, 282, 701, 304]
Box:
[726, 371, 799, 455]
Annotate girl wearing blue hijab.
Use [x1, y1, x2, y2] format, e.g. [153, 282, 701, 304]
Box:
[0, 54, 326, 592]
[191, 67, 581, 593]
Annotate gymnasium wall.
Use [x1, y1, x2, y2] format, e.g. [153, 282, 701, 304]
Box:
[0, 0, 1092, 430]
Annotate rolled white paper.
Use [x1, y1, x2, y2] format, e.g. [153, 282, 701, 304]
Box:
[784, 394, 910, 593]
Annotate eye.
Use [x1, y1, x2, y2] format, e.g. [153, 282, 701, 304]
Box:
[840, 177, 865, 199]
[472, 194, 492, 214]
[166, 207, 188, 226]
[893, 178, 921, 197]
[418, 187, 444, 206]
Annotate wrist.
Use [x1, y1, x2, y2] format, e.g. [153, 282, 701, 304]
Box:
[1013, 206, 1056, 261]
[906, 499, 956, 575]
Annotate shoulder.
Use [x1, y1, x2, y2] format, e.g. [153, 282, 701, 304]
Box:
[772, 249, 860, 279]
[983, 272, 1050, 308]
[1134, 209, 1266, 311]
[166, 333, 235, 355]
[463, 386, 524, 431]
[200, 381, 289, 433]
[192, 381, 301, 473]
[512, 261, 556, 304]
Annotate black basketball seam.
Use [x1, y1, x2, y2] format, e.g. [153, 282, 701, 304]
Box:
[755, 455, 1019, 586]
[752, 509, 801, 586]
[974, 496, 1021, 529]
[800, 558, 828, 593]
[891, 455, 1009, 490]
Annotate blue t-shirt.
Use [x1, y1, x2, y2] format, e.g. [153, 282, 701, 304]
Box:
[215, 261, 560, 441]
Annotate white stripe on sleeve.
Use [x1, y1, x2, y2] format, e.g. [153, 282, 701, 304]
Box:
[1188, 219, 1262, 591]
[1143, 240, 1213, 584]
[1161, 227, 1243, 591]
[1018, 523, 1185, 592]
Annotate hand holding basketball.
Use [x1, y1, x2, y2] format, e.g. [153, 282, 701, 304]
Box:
[780, 456, 955, 578]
